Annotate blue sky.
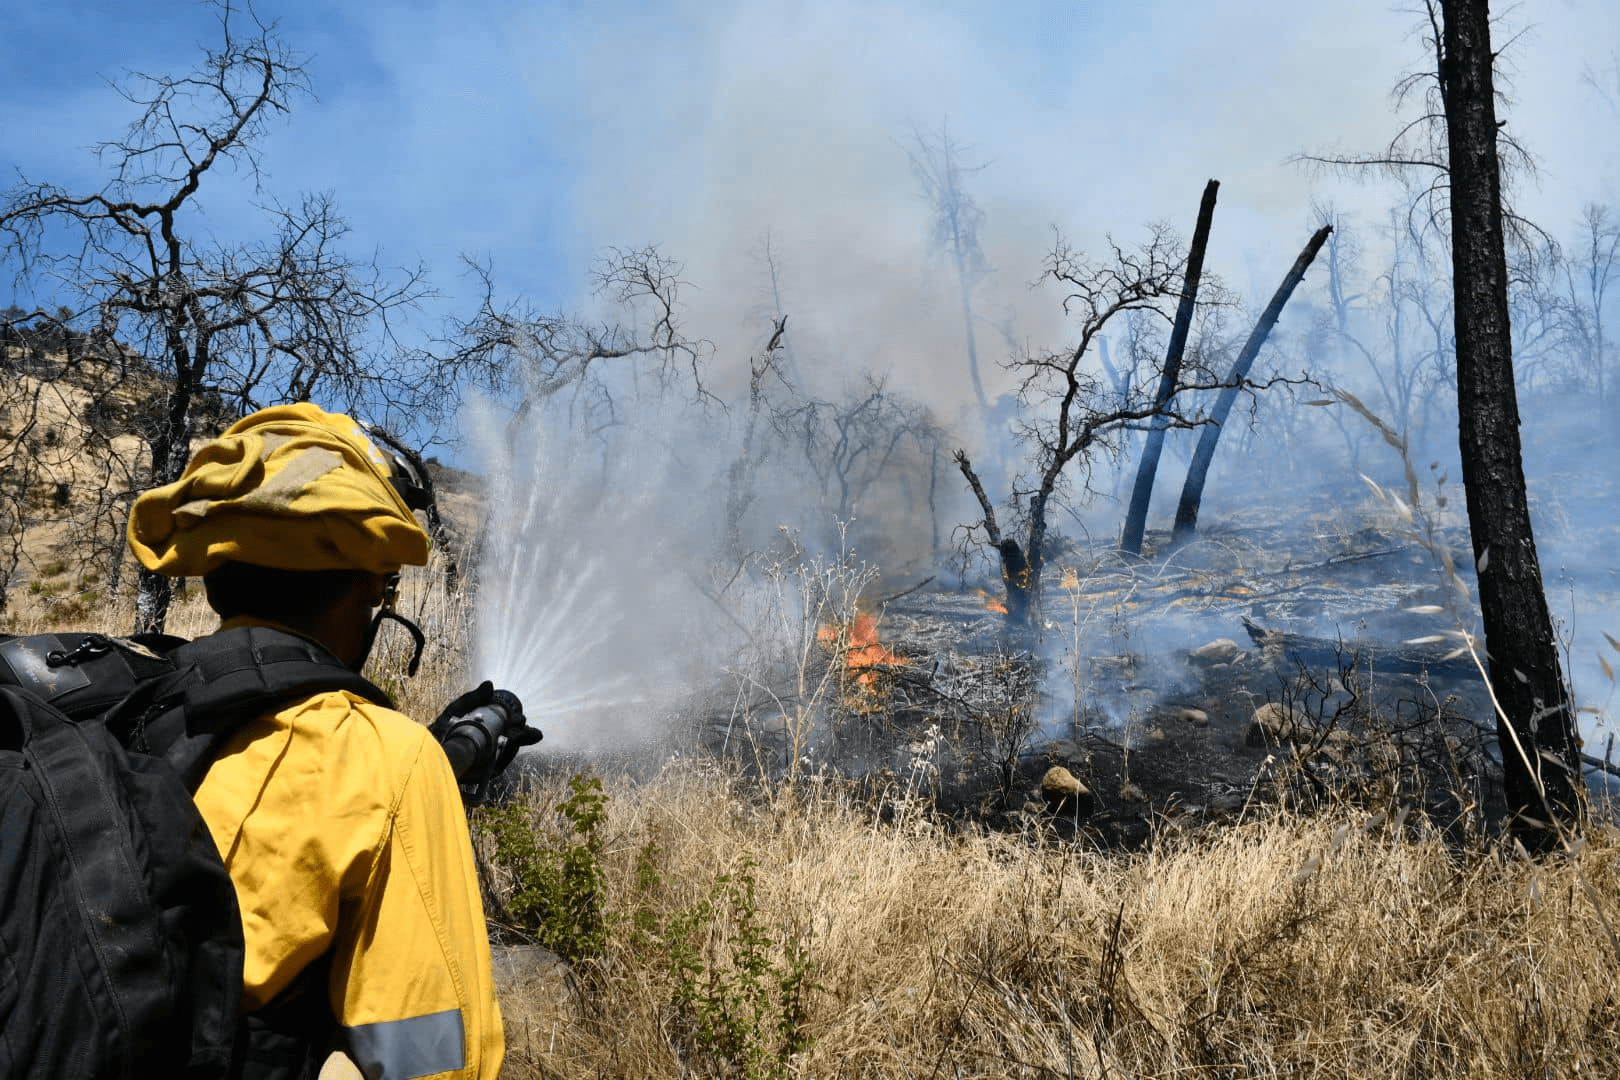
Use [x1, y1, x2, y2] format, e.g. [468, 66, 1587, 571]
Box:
[4, 0, 1619, 420]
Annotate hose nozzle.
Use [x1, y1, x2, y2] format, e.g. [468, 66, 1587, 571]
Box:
[432, 685, 540, 804]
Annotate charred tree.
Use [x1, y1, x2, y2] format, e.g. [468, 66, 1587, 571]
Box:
[953, 449, 1031, 623]
[911, 125, 992, 415]
[1437, 0, 1582, 844]
[1120, 179, 1220, 556]
[1170, 225, 1331, 546]
[954, 226, 1204, 624]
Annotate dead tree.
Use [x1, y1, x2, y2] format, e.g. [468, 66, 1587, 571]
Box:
[910, 123, 993, 416]
[1169, 224, 1331, 546]
[955, 226, 1196, 625]
[1120, 179, 1220, 556]
[725, 315, 790, 558]
[1436, 0, 1582, 845]
[0, 4, 452, 632]
[1558, 203, 1620, 408]
[459, 247, 716, 442]
[1297, 0, 1583, 845]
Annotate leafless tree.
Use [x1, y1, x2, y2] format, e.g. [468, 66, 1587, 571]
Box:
[910, 123, 993, 416]
[1301, 0, 1581, 845]
[1169, 224, 1331, 546]
[455, 246, 715, 442]
[781, 376, 937, 524]
[725, 315, 791, 557]
[1434, 0, 1581, 844]
[1120, 180, 1220, 556]
[1556, 204, 1620, 406]
[0, 3, 471, 631]
[955, 226, 1201, 623]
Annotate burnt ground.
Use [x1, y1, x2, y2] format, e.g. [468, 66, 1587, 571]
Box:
[692, 517, 1532, 849]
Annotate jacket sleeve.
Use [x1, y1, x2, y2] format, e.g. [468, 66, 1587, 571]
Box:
[327, 715, 505, 1080]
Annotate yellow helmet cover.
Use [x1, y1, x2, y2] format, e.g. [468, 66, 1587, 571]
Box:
[129, 403, 431, 577]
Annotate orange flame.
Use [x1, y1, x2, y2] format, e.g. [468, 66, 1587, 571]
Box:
[976, 589, 1009, 615]
[819, 612, 907, 693]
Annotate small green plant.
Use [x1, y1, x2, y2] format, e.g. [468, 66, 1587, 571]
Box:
[664, 858, 816, 1080]
[626, 836, 666, 953]
[476, 774, 609, 962]
[39, 560, 67, 577]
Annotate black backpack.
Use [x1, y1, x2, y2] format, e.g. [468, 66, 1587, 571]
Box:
[0, 626, 391, 1080]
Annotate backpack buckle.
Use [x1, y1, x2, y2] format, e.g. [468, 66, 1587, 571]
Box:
[46, 634, 113, 668]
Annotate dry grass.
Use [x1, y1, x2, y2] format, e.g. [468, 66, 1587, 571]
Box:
[491, 763, 1620, 1078]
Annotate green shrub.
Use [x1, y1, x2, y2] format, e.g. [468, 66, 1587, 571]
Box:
[663, 858, 817, 1080]
[476, 774, 609, 963]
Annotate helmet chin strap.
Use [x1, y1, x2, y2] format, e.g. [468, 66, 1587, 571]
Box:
[355, 574, 427, 677]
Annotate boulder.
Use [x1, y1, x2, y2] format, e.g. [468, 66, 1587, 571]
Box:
[1247, 701, 1304, 745]
[1042, 738, 1088, 771]
[1247, 702, 1359, 754]
[1039, 766, 1095, 817]
[1189, 638, 1242, 665]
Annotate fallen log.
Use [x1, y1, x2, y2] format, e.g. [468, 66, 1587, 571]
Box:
[1239, 616, 1482, 681]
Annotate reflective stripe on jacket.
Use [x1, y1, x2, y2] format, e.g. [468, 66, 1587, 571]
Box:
[193, 685, 504, 1080]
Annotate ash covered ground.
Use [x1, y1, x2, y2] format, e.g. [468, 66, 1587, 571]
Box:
[676, 517, 1512, 846]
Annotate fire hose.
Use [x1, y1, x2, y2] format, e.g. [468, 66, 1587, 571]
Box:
[430, 683, 541, 804]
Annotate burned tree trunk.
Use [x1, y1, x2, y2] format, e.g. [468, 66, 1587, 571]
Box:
[953, 450, 1032, 624]
[1121, 179, 1220, 556]
[1170, 224, 1331, 546]
[1438, 0, 1582, 845]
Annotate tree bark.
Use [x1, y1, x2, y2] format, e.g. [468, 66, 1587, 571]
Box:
[1170, 225, 1331, 545]
[1121, 179, 1219, 556]
[133, 350, 198, 634]
[1438, 0, 1582, 845]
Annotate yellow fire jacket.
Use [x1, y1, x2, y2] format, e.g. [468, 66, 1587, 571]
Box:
[192, 674, 504, 1079]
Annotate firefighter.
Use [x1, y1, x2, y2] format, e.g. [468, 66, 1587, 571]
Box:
[128, 403, 505, 1080]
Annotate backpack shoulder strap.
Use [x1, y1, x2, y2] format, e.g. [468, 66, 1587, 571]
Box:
[133, 626, 394, 790]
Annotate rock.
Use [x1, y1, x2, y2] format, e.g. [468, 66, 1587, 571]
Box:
[1247, 703, 1361, 755]
[1144, 726, 1168, 746]
[1247, 702, 1304, 746]
[1040, 766, 1095, 817]
[1176, 706, 1210, 726]
[1189, 638, 1241, 665]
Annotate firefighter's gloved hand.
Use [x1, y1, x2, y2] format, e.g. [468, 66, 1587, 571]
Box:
[431, 680, 495, 741]
[430, 682, 541, 795]
[488, 688, 541, 777]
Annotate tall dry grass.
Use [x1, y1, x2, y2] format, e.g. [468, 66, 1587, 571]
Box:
[491, 762, 1620, 1079]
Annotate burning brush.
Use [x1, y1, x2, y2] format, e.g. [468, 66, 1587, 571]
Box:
[818, 612, 909, 697]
